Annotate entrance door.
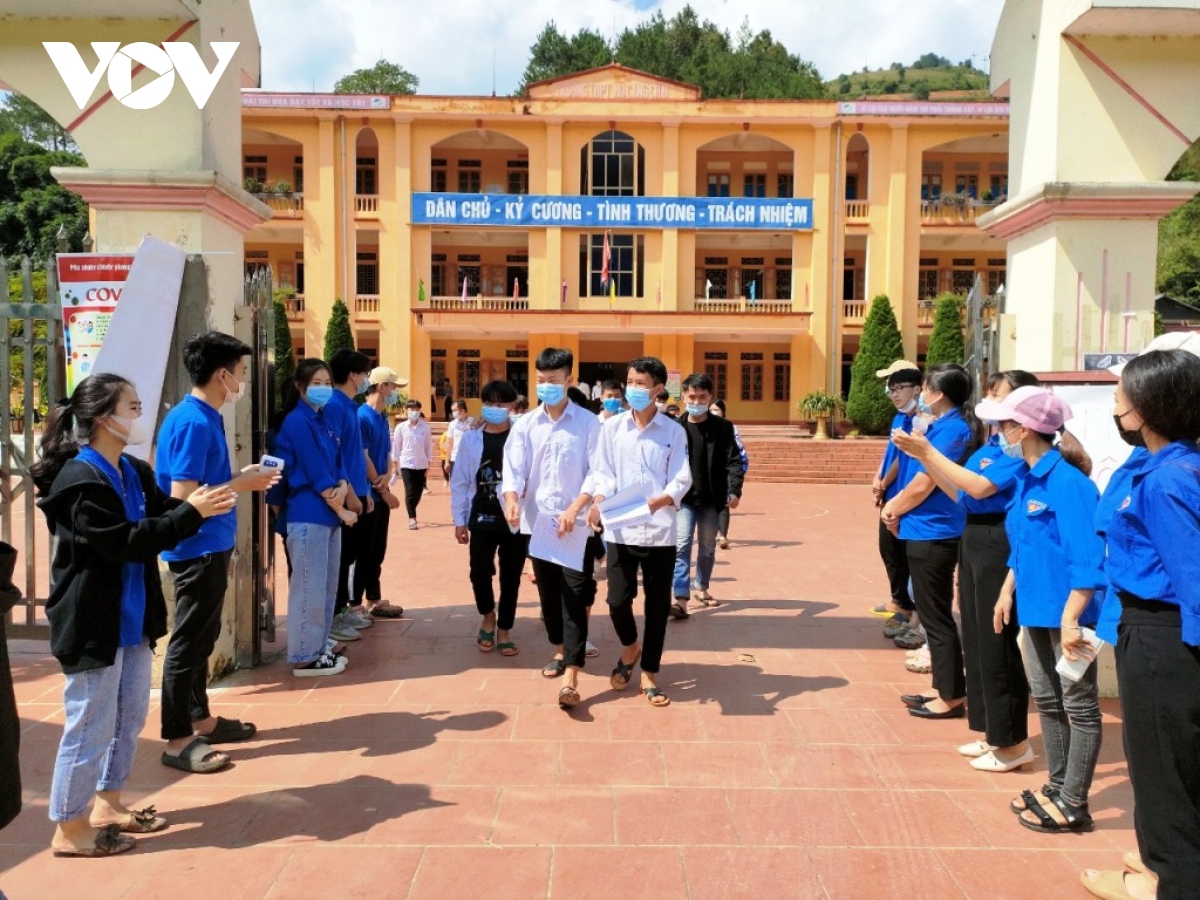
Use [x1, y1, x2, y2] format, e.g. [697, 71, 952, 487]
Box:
[506, 361, 528, 399]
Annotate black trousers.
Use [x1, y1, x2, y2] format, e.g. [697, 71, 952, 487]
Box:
[607, 543, 675, 674]
[469, 528, 528, 630]
[718, 507, 730, 538]
[959, 521, 1028, 746]
[906, 538, 965, 703]
[878, 519, 913, 611]
[531, 556, 593, 668]
[1117, 598, 1200, 900]
[0, 614, 19, 830]
[161, 549, 233, 740]
[400, 468, 427, 519]
[354, 498, 391, 605]
[335, 495, 370, 613]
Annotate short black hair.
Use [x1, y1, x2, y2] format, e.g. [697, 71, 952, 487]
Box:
[1122, 349, 1200, 442]
[567, 386, 589, 407]
[886, 368, 923, 389]
[535, 347, 574, 373]
[628, 356, 668, 387]
[182, 331, 251, 386]
[666, 404, 680, 414]
[601, 379, 624, 395]
[480, 380, 518, 404]
[453, 399, 467, 412]
[682, 373, 714, 394]
[329, 349, 371, 384]
[514, 395, 529, 413]
[405, 399, 422, 409]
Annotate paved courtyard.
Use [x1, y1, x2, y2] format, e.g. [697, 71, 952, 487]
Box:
[2, 483, 1130, 899]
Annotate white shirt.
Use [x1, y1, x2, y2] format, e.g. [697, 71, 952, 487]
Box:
[501, 399, 600, 535]
[579, 383, 592, 400]
[591, 410, 692, 547]
[392, 418, 433, 470]
[446, 416, 473, 461]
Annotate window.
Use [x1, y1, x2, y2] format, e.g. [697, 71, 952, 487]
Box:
[775, 261, 792, 301]
[845, 174, 858, 201]
[705, 363, 728, 399]
[507, 170, 529, 194]
[457, 360, 481, 399]
[355, 157, 376, 195]
[587, 131, 640, 196]
[457, 265, 480, 295]
[587, 233, 639, 297]
[744, 174, 766, 198]
[921, 173, 942, 200]
[293, 156, 304, 193]
[952, 268, 976, 294]
[431, 359, 447, 392]
[458, 169, 481, 193]
[430, 263, 445, 297]
[919, 268, 939, 299]
[243, 154, 267, 184]
[774, 364, 791, 402]
[432, 167, 447, 192]
[777, 173, 794, 199]
[707, 173, 730, 197]
[987, 268, 1006, 296]
[703, 268, 727, 300]
[955, 174, 979, 199]
[244, 260, 271, 279]
[295, 261, 305, 294]
[741, 267, 764, 301]
[740, 364, 764, 402]
[989, 173, 1008, 199]
[356, 252, 378, 295]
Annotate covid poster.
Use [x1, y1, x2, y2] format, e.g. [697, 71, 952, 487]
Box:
[57, 254, 134, 394]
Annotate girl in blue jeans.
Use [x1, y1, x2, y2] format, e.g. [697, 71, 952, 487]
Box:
[31, 374, 234, 857]
[269, 359, 354, 677]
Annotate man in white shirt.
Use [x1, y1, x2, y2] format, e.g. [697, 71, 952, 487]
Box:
[391, 399, 434, 529]
[596, 379, 625, 423]
[578, 380, 592, 403]
[502, 347, 600, 710]
[587, 356, 692, 707]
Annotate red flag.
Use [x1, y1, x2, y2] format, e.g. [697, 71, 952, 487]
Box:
[601, 231, 611, 291]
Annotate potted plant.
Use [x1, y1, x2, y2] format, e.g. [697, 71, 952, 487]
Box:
[799, 390, 845, 441]
[243, 176, 263, 194]
[269, 179, 292, 196]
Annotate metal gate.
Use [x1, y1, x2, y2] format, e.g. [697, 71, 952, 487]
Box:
[0, 252, 66, 639]
[963, 273, 999, 403]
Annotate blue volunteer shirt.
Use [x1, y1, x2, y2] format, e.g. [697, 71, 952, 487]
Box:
[1092, 447, 1151, 643]
[898, 408, 970, 541]
[1104, 441, 1200, 646]
[1005, 447, 1105, 628]
[879, 410, 914, 501]
[960, 435, 1026, 516]
[328, 389, 369, 498]
[273, 401, 348, 528]
[358, 403, 392, 500]
[155, 395, 235, 561]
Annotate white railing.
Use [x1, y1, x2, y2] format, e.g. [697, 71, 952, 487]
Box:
[429, 295, 530, 311]
[694, 298, 793, 314]
[354, 295, 380, 315]
[355, 195, 379, 215]
[845, 200, 869, 221]
[843, 299, 866, 322]
[919, 198, 1002, 225]
[282, 294, 305, 318]
[258, 194, 304, 217]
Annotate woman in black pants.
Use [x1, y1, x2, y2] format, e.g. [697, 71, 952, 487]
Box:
[881, 364, 983, 720]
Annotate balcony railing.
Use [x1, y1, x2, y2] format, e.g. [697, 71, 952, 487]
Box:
[282, 294, 305, 319]
[354, 295, 380, 316]
[919, 197, 1003, 226]
[845, 200, 869, 222]
[355, 195, 379, 216]
[256, 193, 304, 218]
[429, 295, 530, 312]
[694, 298, 793, 314]
[842, 300, 941, 326]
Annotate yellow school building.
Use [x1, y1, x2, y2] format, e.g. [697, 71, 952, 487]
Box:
[241, 64, 1010, 423]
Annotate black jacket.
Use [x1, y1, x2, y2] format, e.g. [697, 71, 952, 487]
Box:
[1, 542, 21, 830]
[36, 454, 204, 674]
[675, 412, 745, 510]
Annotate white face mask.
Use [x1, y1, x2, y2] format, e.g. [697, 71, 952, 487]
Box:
[106, 414, 153, 446]
[221, 370, 246, 407]
[407, 410, 420, 422]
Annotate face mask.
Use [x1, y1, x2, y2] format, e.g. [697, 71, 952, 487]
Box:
[602, 397, 623, 414]
[305, 385, 333, 407]
[536, 383, 566, 406]
[356, 375, 369, 396]
[686, 403, 709, 417]
[626, 386, 653, 412]
[998, 429, 1024, 458]
[509, 412, 523, 423]
[917, 394, 934, 416]
[900, 397, 918, 414]
[655, 401, 668, 412]
[106, 414, 153, 446]
[221, 370, 246, 407]
[383, 390, 397, 406]
[407, 410, 421, 422]
[481, 406, 509, 425]
[1113, 413, 1146, 447]
[709, 407, 722, 417]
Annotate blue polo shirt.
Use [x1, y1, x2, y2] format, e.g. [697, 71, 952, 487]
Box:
[155, 395, 235, 561]
[1005, 448, 1105, 628]
[1104, 441, 1200, 645]
[1092, 447, 1151, 643]
[328, 389, 369, 498]
[879, 410, 914, 501]
[898, 408, 970, 541]
[272, 401, 347, 528]
[960, 435, 1026, 516]
[358, 404, 392, 500]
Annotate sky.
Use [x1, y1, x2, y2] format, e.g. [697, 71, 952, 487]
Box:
[249, 0, 1004, 96]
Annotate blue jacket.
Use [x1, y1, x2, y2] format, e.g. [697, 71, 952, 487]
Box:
[1104, 441, 1200, 645]
[268, 401, 348, 528]
[1093, 447, 1151, 643]
[879, 410, 914, 501]
[960, 435, 1025, 516]
[898, 408, 970, 541]
[358, 403, 392, 500]
[1006, 448, 1105, 628]
[328, 389, 369, 498]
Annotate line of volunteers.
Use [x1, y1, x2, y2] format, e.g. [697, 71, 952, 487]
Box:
[869, 333, 1200, 900]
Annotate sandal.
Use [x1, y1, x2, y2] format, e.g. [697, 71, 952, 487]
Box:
[160, 736, 230, 774]
[541, 657, 565, 678]
[201, 716, 257, 744]
[1010, 785, 1058, 815]
[52, 824, 137, 858]
[497, 641, 519, 657]
[1020, 793, 1093, 834]
[669, 601, 690, 620]
[477, 629, 496, 652]
[641, 685, 671, 707]
[94, 806, 167, 834]
[1080, 869, 1138, 900]
[558, 685, 581, 710]
[367, 600, 404, 618]
[691, 590, 719, 608]
[1123, 851, 1147, 875]
[610, 650, 641, 691]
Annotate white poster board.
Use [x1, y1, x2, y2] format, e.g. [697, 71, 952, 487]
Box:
[1048, 383, 1132, 494]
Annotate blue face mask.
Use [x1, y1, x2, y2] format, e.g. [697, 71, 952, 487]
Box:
[481, 406, 509, 425]
[685, 403, 709, 417]
[626, 386, 653, 412]
[306, 385, 333, 408]
[998, 428, 1024, 458]
[356, 375, 369, 396]
[602, 397, 623, 414]
[917, 394, 933, 416]
[536, 383, 566, 406]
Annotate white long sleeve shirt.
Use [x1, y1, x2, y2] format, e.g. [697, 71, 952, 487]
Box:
[501, 399, 600, 535]
[391, 418, 433, 470]
[446, 416, 473, 462]
[591, 409, 692, 547]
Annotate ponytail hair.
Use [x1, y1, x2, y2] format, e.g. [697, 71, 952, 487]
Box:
[1057, 427, 1093, 477]
[924, 363, 985, 458]
[30, 373, 131, 495]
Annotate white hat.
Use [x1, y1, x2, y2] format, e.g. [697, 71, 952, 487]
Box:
[1109, 331, 1200, 375]
[875, 359, 920, 379]
[368, 366, 409, 387]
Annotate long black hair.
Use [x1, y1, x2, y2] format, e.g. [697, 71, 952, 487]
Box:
[924, 363, 985, 458]
[1122, 349, 1200, 443]
[278, 358, 331, 421]
[30, 373, 131, 495]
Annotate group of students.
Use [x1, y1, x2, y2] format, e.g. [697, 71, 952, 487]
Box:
[869, 333, 1200, 900]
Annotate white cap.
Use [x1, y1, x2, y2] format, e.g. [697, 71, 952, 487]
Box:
[1110, 331, 1200, 375]
[368, 366, 409, 387]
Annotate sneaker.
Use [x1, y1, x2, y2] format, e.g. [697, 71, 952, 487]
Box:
[329, 623, 361, 642]
[343, 608, 374, 629]
[882, 613, 912, 639]
[293, 651, 348, 677]
[893, 628, 926, 650]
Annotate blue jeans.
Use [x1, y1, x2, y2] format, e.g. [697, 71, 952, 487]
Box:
[49, 641, 152, 822]
[673, 503, 720, 598]
[286, 522, 341, 665]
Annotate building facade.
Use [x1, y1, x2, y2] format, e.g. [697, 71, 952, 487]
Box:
[242, 65, 1010, 422]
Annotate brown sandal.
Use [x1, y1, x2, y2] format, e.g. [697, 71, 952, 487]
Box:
[94, 806, 167, 834]
[641, 685, 671, 707]
[52, 824, 137, 858]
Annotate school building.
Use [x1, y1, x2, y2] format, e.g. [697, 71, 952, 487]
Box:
[241, 64, 1010, 423]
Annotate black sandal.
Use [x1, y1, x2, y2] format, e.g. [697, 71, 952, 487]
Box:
[1019, 793, 1093, 834]
[202, 716, 257, 744]
[1010, 785, 1058, 815]
[541, 657, 565, 678]
[610, 650, 641, 691]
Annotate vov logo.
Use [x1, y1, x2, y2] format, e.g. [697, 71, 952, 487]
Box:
[43, 41, 240, 110]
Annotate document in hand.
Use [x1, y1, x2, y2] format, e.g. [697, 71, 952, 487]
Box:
[597, 486, 653, 530]
[528, 512, 590, 571]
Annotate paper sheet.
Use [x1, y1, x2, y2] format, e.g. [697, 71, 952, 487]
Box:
[596, 485, 653, 529]
[528, 511, 590, 571]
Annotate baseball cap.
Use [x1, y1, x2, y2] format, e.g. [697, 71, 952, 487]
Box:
[975, 385, 1072, 435]
[1108, 330, 1200, 376]
[876, 359, 919, 379]
[368, 366, 409, 387]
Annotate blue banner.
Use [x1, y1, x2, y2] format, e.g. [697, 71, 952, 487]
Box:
[411, 193, 814, 231]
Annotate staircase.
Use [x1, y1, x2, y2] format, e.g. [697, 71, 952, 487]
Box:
[738, 426, 886, 485]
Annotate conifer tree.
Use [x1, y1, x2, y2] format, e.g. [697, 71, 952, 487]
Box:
[322, 298, 355, 361]
[272, 297, 295, 412]
[846, 294, 906, 434]
[925, 293, 966, 366]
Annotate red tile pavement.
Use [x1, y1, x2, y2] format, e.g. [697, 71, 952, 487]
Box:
[2, 483, 1128, 898]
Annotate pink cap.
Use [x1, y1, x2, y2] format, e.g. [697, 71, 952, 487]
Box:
[975, 386, 1073, 435]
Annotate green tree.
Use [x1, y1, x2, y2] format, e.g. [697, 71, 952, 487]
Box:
[322, 298, 354, 361]
[1157, 139, 1200, 309]
[846, 294, 906, 434]
[0, 131, 89, 260]
[334, 59, 419, 95]
[925, 293, 966, 365]
[520, 23, 612, 90]
[0, 93, 75, 152]
[272, 296, 295, 411]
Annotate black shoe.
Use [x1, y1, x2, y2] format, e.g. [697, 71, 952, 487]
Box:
[900, 694, 937, 709]
[908, 703, 966, 719]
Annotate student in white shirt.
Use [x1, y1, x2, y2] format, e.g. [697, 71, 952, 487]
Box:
[391, 399, 433, 530]
[502, 348, 600, 710]
[587, 356, 692, 707]
[578, 381, 592, 403]
[597, 379, 626, 423]
[445, 400, 473, 477]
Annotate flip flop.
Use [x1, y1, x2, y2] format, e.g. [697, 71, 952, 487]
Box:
[477, 629, 496, 652]
[94, 806, 167, 834]
[497, 641, 519, 657]
[558, 685, 581, 710]
[669, 601, 690, 620]
[641, 685, 671, 707]
[541, 657, 565, 678]
[869, 604, 899, 617]
[52, 824, 137, 858]
[160, 736, 229, 774]
[201, 716, 257, 744]
[691, 590, 719, 608]
[610, 650, 641, 691]
[1080, 869, 1137, 900]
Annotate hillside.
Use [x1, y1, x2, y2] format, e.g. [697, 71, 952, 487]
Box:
[828, 53, 991, 100]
